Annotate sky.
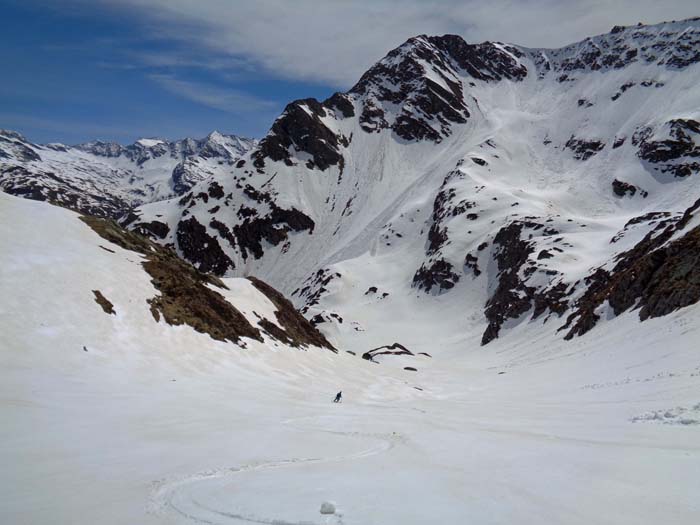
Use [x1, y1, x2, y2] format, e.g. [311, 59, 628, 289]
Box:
[1, 0, 698, 145]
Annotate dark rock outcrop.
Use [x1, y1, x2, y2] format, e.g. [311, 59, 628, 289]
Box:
[482, 220, 568, 344]
[413, 259, 460, 293]
[248, 276, 335, 350]
[253, 98, 345, 171]
[349, 35, 526, 144]
[132, 220, 170, 239]
[176, 217, 234, 275]
[81, 215, 262, 345]
[564, 136, 605, 160]
[233, 205, 314, 260]
[563, 198, 700, 339]
[362, 342, 414, 362]
[612, 179, 648, 198]
[482, 222, 535, 344]
[637, 119, 700, 177]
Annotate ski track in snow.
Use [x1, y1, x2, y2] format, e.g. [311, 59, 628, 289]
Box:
[148, 415, 405, 525]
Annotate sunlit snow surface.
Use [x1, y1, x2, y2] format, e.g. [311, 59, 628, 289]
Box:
[1, 192, 699, 524]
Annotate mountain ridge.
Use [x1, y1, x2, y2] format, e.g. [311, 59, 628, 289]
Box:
[3, 17, 700, 351]
[0, 129, 257, 217]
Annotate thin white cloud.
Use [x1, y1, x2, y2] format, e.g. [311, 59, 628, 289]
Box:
[147, 73, 276, 113]
[129, 49, 255, 72]
[0, 112, 141, 141]
[89, 0, 699, 87]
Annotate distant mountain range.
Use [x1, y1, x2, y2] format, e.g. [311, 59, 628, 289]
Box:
[0, 129, 256, 217]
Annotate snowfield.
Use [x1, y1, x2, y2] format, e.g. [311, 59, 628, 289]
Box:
[1, 192, 699, 524]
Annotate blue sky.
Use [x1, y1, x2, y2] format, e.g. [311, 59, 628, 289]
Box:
[0, 1, 333, 144]
[1, 0, 697, 145]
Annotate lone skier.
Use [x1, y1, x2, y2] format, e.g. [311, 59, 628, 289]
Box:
[333, 391, 342, 403]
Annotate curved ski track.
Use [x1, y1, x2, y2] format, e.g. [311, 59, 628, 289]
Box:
[148, 415, 405, 525]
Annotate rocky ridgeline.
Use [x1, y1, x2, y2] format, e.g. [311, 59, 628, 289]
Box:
[0, 130, 256, 218]
[530, 18, 700, 77]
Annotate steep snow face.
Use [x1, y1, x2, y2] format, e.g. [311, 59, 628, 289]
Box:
[128, 18, 700, 350]
[0, 130, 257, 218]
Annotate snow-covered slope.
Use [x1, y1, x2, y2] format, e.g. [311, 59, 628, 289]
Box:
[0, 191, 333, 358]
[3, 191, 700, 525]
[0, 129, 256, 218]
[127, 18, 700, 351]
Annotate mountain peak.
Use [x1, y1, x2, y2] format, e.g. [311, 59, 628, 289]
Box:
[0, 129, 29, 142]
[206, 130, 226, 142]
[346, 32, 526, 143]
[135, 138, 167, 148]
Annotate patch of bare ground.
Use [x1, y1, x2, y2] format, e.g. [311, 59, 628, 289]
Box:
[81, 216, 262, 345]
[92, 290, 115, 315]
[248, 276, 336, 351]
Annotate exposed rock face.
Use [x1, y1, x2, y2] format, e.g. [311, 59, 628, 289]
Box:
[8, 20, 700, 353]
[293, 268, 342, 314]
[80, 215, 333, 350]
[482, 222, 536, 344]
[610, 212, 679, 244]
[233, 186, 315, 261]
[413, 169, 475, 293]
[129, 180, 316, 276]
[253, 98, 347, 171]
[413, 259, 460, 293]
[350, 35, 525, 143]
[133, 220, 170, 239]
[171, 161, 199, 195]
[464, 252, 481, 276]
[76, 133, 254, 168]
[176, 217, 234, 275]
[92, 290, 115, 315]
[248, 277, 335, 350]
[0, 131, 41, 162]
[81, 215, 262, 345]
[612, 179, 648, 198]
[563, 199, 700, 339]
[564, 136, 605, 160]
[482, 219, 569, 345]
[637, 119, 700, 177]
[249, 34, 528, 176]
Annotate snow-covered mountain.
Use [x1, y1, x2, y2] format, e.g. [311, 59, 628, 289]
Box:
[6, 186, 699, 525]
[0, 129, 256, 218]
[117, 18, 700, 351]
[3, 18, 700, 525]
[3, 18, 700, 353]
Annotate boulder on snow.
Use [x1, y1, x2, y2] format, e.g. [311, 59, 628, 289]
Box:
[320, 501, 336, 514]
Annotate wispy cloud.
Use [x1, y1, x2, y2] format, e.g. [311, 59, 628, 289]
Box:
[86, 0, 700, 87]
[147, 73, 276, 113]
[0, 112, 141, 142]
[135, 50, 254, 72]
[0, 111, 239, 144]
